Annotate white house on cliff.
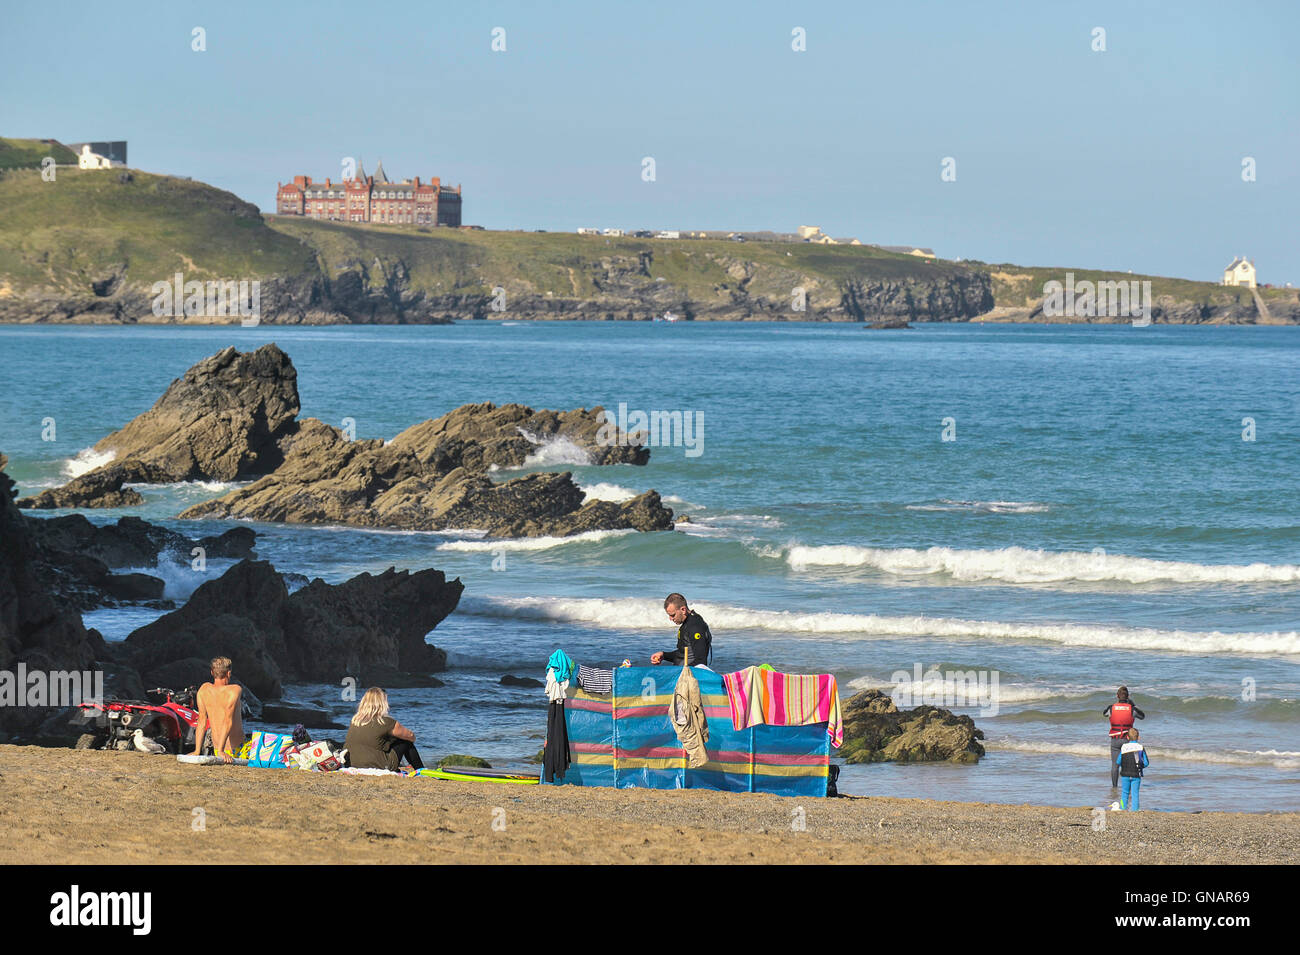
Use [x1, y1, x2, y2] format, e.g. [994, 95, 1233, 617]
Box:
[1222, 256, 1257, 288]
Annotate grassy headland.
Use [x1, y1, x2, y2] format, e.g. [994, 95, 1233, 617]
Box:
[0, 162, 1293, 324]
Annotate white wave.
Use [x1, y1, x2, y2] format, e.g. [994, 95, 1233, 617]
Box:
[785, 543, 1300, 586]
[436, 529, 635, 553]
[693, 514, 784, 529]
[987, 739, 1300, 771]
[516, 428, 593, 468]
[457, 595, 1300, 657]
[679, 513, 784, 539]
[845, 676, 1101, 705]
[117, 556, 238, 601]
[579, 482, 639, 503]
[124, 479, 246, 493]
[63, 447, 115, 478]
[662, 495, 699, 508]
[906, 499, 1050, 514]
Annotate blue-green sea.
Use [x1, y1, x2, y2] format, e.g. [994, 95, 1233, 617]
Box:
[2, 321, 1297, 812]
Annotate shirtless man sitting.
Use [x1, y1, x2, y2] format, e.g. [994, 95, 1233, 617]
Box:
[192, 656, 245, 763]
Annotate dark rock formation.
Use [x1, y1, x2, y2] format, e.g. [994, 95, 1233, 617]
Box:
[27, 345, 673, 538]
[179, 408, 672, 537]
[260, 702, 344, 729]
[437, 754, 492, 769]
[0, 452, 106, 741]
[500, 675, 544, 688]
[26, 514, 256, 569]
[838, 273, 994, 323]
[123, 559, 463, 700]
[390, 401, 648, 468]
[93, 344, 300, 481]
[18, 344, 298, 506]
[16, 461, 162, 509]
[19, 513, 256, 612]
[839, 689, 986, 764]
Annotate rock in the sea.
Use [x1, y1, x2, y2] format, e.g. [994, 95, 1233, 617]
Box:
[437, 754, 492, 769]
[838, 689, 986, 764]
[19, 344, 299, 506]
[24, 514, 256, 568]
[24, 344, 671, 538]
[181, 419, 674, 537]
[17, 513, 256, 612]
[390, 401, 648, 469]
[260, 703, 344, 729]
[500, 675, 544, 688]
[16, 461, 161, 509]
[123, 559, 462, 700]
[91, 343, 300, 481]
[102, 572, 166, 601]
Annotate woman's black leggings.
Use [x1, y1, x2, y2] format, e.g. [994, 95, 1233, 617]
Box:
[388, 738, 424, 770]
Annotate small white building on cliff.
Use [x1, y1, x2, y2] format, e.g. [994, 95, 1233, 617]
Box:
[1223, 256, 1257, 288]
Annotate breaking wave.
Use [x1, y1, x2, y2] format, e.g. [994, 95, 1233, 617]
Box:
[905, 499, 1050, 514]
[457, 595, 1300, 657]
[785, 544, 1300, 586]
[63, 447, 116, 478]
[517, 429, 592, 468]
[986, 739, 1300, 770]
[436, 529, 636, 553]
[579, 482, 639, 503]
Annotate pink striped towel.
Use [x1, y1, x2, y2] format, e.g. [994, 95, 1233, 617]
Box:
[722, 666, 843, 748]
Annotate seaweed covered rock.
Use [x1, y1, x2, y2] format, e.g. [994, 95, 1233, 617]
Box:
[839, 689, 986, 764]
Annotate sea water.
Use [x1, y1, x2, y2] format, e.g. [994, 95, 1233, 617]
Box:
[2, 321, 1297, 812]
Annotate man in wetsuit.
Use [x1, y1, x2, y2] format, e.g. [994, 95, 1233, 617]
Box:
[1104, 685, 1145, 787]
[650, 593, 713, 667]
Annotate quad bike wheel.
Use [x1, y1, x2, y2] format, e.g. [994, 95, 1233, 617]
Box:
[73, 733, 105, 750]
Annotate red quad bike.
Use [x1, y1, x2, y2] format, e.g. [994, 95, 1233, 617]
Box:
[72, 686, 202, 754]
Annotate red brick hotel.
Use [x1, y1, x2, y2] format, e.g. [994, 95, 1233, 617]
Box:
[276, 159, 462, 226]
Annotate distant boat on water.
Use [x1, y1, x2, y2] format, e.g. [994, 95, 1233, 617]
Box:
[657, 311, 680, 323]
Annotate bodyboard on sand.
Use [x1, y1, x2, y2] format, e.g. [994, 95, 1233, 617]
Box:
[417, 767, 539, 785]
[176, 754, 250, 766]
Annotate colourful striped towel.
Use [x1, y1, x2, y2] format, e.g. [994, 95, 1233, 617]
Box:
[722, 666, 843, 748]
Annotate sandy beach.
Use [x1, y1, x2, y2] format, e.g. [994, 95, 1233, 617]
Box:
[1, 745, 1294, 865]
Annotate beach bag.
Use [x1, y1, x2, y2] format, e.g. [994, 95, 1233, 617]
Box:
[293, 740, 348, 772]
[247, 731, 293, 768]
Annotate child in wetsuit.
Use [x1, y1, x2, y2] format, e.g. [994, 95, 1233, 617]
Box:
[1117, 727, 1150, 811]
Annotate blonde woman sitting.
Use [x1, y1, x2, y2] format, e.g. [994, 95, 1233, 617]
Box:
[344, 687, 424, 771]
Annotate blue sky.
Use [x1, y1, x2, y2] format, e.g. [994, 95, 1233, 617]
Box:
[3, 0, 1297, 281]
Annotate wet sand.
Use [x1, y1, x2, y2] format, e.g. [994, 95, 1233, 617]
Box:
[1, 745, 1294, 865]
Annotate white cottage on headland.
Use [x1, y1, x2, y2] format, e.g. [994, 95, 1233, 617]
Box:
[1222, 256, 1257, 288]
[70, 141, 127, 169]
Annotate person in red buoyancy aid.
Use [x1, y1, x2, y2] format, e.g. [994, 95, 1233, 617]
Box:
[1103, 686, 1145, 787]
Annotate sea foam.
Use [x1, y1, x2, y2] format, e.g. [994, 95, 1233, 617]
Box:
[785, 543, 1300, 586]
[436, 529, 635, 553]
[63, 447, 116, 478]
[985, 739, 1300, 771]
[458, 595, 1300, 657]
